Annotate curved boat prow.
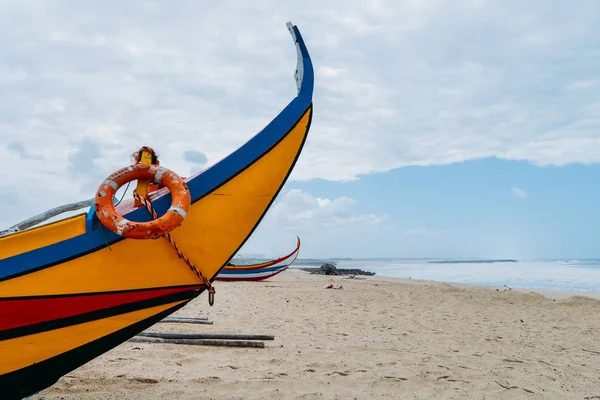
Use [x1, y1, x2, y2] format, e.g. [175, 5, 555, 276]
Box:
[287, 22, 313, 97]
[0, 23, 314, 400]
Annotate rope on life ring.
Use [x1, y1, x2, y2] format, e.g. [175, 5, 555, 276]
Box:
[94, 163, 191, 239]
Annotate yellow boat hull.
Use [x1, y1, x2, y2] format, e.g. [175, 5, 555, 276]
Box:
[0, 22, 313, 399]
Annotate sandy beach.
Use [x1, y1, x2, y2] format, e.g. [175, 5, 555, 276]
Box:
[37, 269, 600, 400]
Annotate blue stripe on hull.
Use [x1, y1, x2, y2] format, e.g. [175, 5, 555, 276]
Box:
[219, 265, 287, 275]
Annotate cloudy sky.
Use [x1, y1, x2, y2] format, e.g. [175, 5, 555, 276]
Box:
[1, 1, 599, 259]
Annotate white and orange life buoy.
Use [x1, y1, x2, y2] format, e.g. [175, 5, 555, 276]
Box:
[94, 163, 191, 239]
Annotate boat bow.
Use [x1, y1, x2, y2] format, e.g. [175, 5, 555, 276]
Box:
[0, 22, 314, 400]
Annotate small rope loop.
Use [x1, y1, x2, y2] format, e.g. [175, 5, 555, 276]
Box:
[133, 192, 215, 306]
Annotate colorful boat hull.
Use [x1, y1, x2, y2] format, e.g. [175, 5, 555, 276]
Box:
[0, 22, 314, 399]
[216, 237, 300, 281]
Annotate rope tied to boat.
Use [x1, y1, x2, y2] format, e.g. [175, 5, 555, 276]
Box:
[133, 192, 215, 306]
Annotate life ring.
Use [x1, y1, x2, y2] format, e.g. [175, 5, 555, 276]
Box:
[94, 163, 191, 239]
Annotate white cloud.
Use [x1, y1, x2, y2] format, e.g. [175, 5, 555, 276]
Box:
[0, 1, 599, 228]
[404, 227, 448, 236]
[240, 189, 472, 258]
[239, 189, 392, 257]
[511, 186, 529, 199]
[262, 189, 388, 229]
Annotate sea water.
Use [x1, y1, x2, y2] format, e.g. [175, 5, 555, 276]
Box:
[292, 259, 600, 293]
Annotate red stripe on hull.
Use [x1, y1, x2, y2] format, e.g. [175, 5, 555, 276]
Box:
[0, 286, 201, 331]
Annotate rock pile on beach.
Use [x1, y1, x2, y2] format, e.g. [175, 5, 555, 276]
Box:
[300, 263, 376, 276]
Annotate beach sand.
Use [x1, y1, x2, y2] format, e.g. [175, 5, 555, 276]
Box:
[38, 269, 600, 399]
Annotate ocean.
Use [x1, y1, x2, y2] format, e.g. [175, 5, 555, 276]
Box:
[291, 259, 600, 293]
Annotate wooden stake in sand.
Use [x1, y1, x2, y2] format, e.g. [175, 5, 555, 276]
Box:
[129, 337, 265, 348]
[139, 331, 275, 341]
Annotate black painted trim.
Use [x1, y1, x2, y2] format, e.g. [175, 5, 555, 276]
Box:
[0, 284, 201, 301]
[1, 301, 189, 400]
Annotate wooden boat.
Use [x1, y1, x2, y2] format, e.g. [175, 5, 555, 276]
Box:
[0, 22, 313, 399]
[216, 237, 300, 281]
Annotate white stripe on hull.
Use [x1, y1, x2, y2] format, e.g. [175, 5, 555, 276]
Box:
[217, 266, 288, 279]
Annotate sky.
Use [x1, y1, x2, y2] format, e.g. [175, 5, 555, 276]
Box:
[1, 1, 599, 259]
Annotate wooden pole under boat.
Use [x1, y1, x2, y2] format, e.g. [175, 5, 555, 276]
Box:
[129, 337, 265, 348]
[159, 317, 213, 324]
[139, 332, 274, 341]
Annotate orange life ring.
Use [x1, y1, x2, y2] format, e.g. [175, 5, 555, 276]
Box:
[94, 163, 191, 239]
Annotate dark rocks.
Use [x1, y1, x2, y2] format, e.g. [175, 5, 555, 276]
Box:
[318, 263, 338, 275]
[300, 263, 375, 276]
